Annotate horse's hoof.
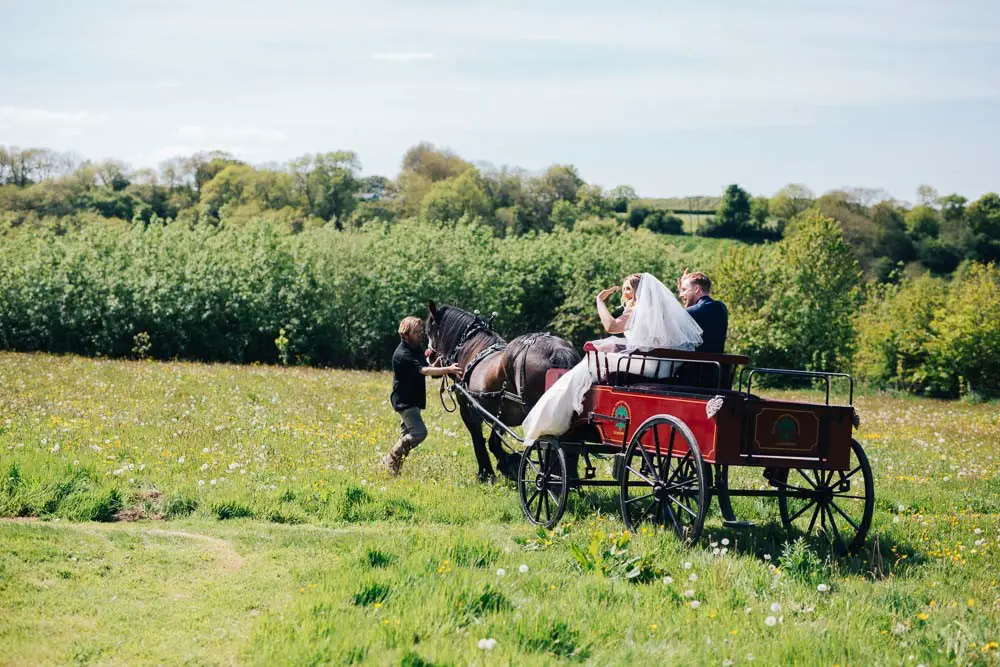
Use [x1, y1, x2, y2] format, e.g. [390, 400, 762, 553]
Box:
[477, 470, 497, 484]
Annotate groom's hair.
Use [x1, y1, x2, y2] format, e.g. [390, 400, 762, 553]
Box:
[684, 272, 712, 294]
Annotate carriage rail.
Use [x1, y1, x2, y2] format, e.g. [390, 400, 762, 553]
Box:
[739, 367, 854, 406]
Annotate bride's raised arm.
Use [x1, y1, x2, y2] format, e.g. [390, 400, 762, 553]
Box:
[596, 286, 632, 334]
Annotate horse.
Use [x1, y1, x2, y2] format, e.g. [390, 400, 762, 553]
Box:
[425, 302, 580, 482]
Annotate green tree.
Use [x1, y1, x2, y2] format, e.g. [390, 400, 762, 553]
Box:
[714, 212, 861, 371]
[288, 152, 362, 227]
[607, 185, 638, 213]
[905, 205, 940, 239]
[420, 169, 494, 225]
[967, 192, 1000, 263]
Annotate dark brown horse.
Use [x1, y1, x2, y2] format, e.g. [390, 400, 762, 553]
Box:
[425, 302, 579, 482]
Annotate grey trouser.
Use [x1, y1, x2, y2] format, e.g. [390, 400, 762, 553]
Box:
[395, 407, 428, 450]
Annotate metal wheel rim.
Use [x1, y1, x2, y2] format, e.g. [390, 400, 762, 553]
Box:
[517, 440, 568, 528]
[619, 416, 707, 544]
[777, 439, 875, 555]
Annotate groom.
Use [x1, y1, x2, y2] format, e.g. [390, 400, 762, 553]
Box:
[678, 269, 728, 353]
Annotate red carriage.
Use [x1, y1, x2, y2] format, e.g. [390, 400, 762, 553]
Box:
[498, 344, 875, 554]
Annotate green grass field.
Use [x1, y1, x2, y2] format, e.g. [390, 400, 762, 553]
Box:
[1, 352, 998, 665]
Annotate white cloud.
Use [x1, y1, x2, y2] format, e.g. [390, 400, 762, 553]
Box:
[154, 79, 183, 89]
[174, 125, 285, 142]
[372, 52, 435, 62]
[0, 105, 107, 127]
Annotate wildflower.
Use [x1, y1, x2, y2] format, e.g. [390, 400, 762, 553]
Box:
[916, 613, 929, 621]
[198, 480, 205, 486]
[496, 568, 505, 577]
[770, 602, 781, 613]
[892, 623, 907, 635]
[763, 554, 771, 561]
[202, 447, 210, 453]
[974, 528, 982, 535]
[721, 538, 730, 546]
[765, 616, 777, 627]
[210, 479, 217, 485]
[690, 600, 701, 609]
[689, 573, 698, 582]
[200, 463, 209, 471]
[817, 584, 829, 593]
[683, 561, 692, 569]
[649, 623, 657, 630]
[684, 589, 695, 598]
[967, 598, 975, 607]
[177, 456, 185, 463]
[477, 638, 497, 651]
[519, 564, 529, 574]
[663, 576, 674, 585]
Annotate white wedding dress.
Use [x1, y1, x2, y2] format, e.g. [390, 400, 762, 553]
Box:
[522, 273, 703, 445]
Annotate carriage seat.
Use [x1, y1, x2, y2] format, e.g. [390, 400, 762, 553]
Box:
[583, 343, 749, 390]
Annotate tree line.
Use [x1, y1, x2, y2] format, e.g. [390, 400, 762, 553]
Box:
[3, 143, 998, 281]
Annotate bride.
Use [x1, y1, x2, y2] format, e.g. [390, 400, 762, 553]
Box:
[522, 272, 703, 444]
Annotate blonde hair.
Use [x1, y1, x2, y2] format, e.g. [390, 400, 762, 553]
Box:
[398, 316, 423, 337]
[683, 272, 712, 293]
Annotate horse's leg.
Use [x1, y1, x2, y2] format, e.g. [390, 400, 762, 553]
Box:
[460, 404, 495, 483]
[487, 427, 519, 482]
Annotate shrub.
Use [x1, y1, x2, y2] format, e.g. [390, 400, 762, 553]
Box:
[714, 212, 862, 372]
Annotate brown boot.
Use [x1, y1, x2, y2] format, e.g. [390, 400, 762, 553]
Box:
[382, 440, 411, 476]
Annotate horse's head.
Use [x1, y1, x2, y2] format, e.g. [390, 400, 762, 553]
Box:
[425, 300, 443, 364]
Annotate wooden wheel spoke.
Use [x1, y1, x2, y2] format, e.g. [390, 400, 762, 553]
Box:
[664, 452, 692, 487]
[542, 489, 551, 520]
[787, 498, 817, 523]
[662, 477, 698, 494]
[839, 464, 863, 482]
[794, 468, 819, 490]
[829, 499, 861, 532]
[532, 489, 544, 521]
[667, 495, 698, 519]
[524, 456, 541, 476]
[823, 504, 847, 552]
[662, 499, 682, 534]
[624, 492, 655, 505]
[806, 501, 822, 533]
[625, 465, 656, 486]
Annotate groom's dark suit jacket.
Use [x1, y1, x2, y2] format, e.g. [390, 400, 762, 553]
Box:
[686, 295, 728, 354]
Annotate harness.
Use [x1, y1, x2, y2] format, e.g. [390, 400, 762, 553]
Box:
[436, 311, 555, 427]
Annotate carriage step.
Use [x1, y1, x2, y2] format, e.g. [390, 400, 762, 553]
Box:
[722, 520, 756, 529]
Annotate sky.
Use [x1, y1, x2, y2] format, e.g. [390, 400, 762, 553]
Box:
[1, 0, 998, 200]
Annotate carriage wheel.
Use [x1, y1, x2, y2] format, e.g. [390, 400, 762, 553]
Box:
[619, 416, 707, 544]
[777, 439, 875, 555]
[517, 439, 568, 529]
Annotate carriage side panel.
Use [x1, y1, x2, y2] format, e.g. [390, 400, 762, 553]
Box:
[583, 387, 719, 463]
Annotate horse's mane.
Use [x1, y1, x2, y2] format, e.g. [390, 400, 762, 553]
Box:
[432, 305, 504, 355]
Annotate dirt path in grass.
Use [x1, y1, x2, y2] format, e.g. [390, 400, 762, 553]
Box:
[0, 519, 246, 571]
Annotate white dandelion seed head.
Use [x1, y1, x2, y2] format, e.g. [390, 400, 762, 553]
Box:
[210, 479, 217, 485]
[689, 573, 698, 582]
[496, 568, 505, 577]
[477, 638, 497, 651]
[663, 576, 673, 585]
[518, 564, 529, 574]
[974, 528, 982, 535]
[817, 584, 829, 593]
[721, 538, 730, 546]
[683, 561, 692, 569]
[763, 554, 771, 561]
[198, 480, 205, 486]
[765, 615, 777, 627]
[684, 589, 695, 598]
[770, 602, 781, 613]
[690, 600, 701, 609]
